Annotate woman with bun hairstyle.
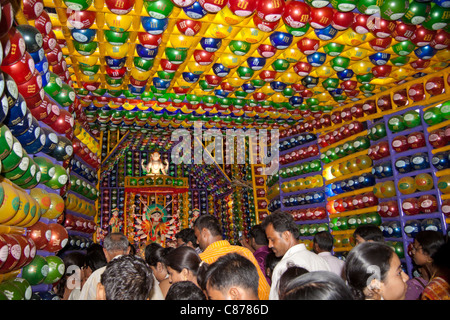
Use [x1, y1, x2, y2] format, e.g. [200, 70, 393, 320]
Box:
[164, 246, 203, 288]
[345, 242, 409, 300]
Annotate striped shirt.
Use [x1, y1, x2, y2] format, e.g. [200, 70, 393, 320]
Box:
[421, 276, 450, 300]
[199, 240, 271, 300]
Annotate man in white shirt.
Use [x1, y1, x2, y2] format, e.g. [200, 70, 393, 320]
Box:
[78, 232, 164, 300]
[78, 232, 131, 300]
[313, 231, 345, 279]
[261, 212, 331, 300]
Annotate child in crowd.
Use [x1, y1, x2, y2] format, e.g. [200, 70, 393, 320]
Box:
[264, 251, 281, 285]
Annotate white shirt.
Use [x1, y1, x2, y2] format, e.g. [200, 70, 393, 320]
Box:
[68, 288, 81, 300]
[269, 243, 331, 300]
[78, 266, 106, 300]
[78, 257, 164, 300]
[318, 252, 345, 278]
[150, 274, 164, 300]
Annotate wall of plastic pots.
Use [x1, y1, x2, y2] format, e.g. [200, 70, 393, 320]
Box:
[218, 164, 256, 243]
[0, 2, 99, 300]
[37, 0, 450, 134]
[210, 134, 271, 244]
[190, 136, 262, 242]
[268, 69, 450, 278]
[267, 127, 326, 251]
[212, 181, 259, 245]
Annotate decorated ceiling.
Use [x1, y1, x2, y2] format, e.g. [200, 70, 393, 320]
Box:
[32, 0, 449, 132]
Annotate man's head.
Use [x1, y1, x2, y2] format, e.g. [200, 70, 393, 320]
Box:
[165, 281, 206, 300]
[353, 225, 384, 246]
[248, 224, 268, 250]
[175, 228, 199, 249]
[204, 253, 259, 300]
[102, 232, 130, 262]
[193, 214, 222, 251]
[97, 255, 153, 300]
[313, 231, 334, 253]
[261, 212, 299, 257]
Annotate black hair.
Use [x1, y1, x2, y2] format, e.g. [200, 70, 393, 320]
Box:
[261, 211, 299, 239]
[249, 224, 269, 246]
[165, 281, 206, 300]
[313, 231, 334, 252]
[432, 240, 450, 279]
[280, 271, 355, 300]
[345, 242, 395, 300]
[62, 251, 86, 272]
[164, 246, 202, 276]
[278, 265, 309, 299]
[265, 251, 281, 274]
[175, 228, 199, 248]
[144, 242, 174, 267]
[415, 230, 445, 258]
[353, 225, 384, 242]
[101, 255, 153, 300]
[129, 243, 137, 255]
[193, 214, 222, 237]
[204, 253, 259, 297]
[197, 261, 210, 292]
[85, 243, 107, 272]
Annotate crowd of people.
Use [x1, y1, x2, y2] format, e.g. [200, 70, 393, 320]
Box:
[56, 212, 450, 301]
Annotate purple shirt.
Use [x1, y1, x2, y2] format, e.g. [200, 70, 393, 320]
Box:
[405, 277, 428, 300]
[254, 246, 272, 285]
